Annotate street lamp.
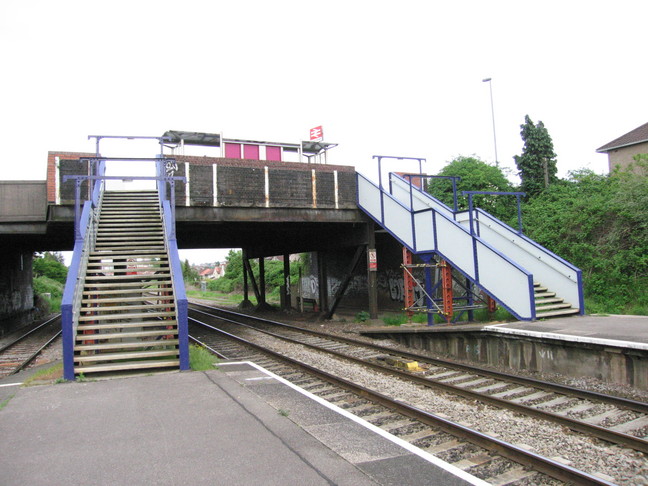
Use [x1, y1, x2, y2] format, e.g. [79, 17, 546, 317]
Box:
[482, 77, 498, 165]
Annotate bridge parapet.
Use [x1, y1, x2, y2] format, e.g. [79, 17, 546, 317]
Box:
[47, 152, 357, 210]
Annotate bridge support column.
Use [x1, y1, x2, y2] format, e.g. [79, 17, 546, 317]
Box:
[281, 254, 290, 311]
[0, 249, 34, 336]
[367, 223, 378, 319]
[317, 252, 329, 314]
[239, 249, 255, 310]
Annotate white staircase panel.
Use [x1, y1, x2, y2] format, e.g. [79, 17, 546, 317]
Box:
[414, 211, 435, 252]
[475, 241, 534, 319]
[357, 176, 382, 220]
[473, 210, 582, 311]
[383, 196, 414, 248]
[434, 215, 476, 280]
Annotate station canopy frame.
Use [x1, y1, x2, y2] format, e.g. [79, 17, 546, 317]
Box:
[163, 130, 221, 147]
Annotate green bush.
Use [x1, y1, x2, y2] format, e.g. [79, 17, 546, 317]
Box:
[189, 344, 217, 371]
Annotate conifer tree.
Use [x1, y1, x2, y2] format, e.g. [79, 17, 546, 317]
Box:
[514, 115, 558, 197]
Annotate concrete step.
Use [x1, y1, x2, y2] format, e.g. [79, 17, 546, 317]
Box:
[80, 303, 175, 313]
[534, 291, 557, 298]
[75, 349, 179, 363]
[78, 311, 176, 322]
[85, 273, 172, 281]
[75, 339, 179, 352]
[83, 280, 172, 289]
[536, 308, 580, 319]
[75, 328, 177, 340]
[82, 295, 174, 304]
[75, 359, 180, 374]
[78, 321, 177, 331]
[535, 302, 572, 311]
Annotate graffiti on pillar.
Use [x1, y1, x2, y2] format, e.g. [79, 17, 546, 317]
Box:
[379, 270, 426, 305]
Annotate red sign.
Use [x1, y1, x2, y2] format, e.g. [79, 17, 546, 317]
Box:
[310, 126, 323, 141]
[368, 249, 377, 271]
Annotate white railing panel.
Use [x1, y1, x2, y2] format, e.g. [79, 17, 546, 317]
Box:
[414, 211, 435, 252]
[383, 196, 414, 247]
[357, 176, 382, 220]
[477, 222, 580, 308]
[435, 215, 476, 279]
[390, 176, 454, 219]
[475, 241, 534, 319]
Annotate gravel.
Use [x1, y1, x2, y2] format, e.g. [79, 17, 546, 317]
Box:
[236, 323, 648, 485]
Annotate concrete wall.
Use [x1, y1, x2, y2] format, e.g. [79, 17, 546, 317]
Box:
[372, 330, 648, 391]
[0, 181, 47, 222]
[0, 249, 34, 336]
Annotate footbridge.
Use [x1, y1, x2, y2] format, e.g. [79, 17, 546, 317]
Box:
[0, 134, 584, 380]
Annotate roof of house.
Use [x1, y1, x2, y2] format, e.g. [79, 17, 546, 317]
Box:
[199, 268, 213, 276]
[597, 121, 648, 153]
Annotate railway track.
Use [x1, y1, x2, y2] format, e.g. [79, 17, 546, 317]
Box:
[0, 315, 62, 379]
[188, 303, 639, 485]
[189, 303, 648, 456]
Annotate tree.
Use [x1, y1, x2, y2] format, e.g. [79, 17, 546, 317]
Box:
[514, 115, 558, 197]
[427, 155, 516, 223]
[33, 252, 68, 284]
[181, 259, 199, 283]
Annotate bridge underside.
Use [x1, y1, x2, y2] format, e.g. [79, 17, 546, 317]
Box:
[33, 205, 371, 257]
[175, 207, 369, 258]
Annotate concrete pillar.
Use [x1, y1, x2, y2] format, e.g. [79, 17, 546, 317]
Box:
[0, 249, 34, 336]
[258, 257, 266, 305]
[366, 223, 378, 319]
[317, 252, 328, 313]
[281, 254, 290, 311]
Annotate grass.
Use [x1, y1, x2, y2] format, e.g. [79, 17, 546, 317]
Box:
[186, 289, 259, 306]
[189, 344, 218, 371]
[22, 363, 64, 386]
[0, 394, 15, 411]
[380, 306, 515, 326]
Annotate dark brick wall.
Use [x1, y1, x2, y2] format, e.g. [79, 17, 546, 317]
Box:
[59, 159, 89, 204]
[337, 171, 357, 207]
[217, 166, 265, 207]
[268, 169, 311, 207]
[189, 164, 212, 206]
[316, 171, 335, 207]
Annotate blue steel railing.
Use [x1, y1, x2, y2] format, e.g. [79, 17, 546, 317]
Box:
[389, 173, 583, 316]
[156, 157, 188, 370]
[357, 172, 536, 320]
[61, 160, 106, 380]
[358, 171, 585, 320]
[60, 157, 187, 379]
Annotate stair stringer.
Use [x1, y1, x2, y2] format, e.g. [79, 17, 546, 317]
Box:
[357, 173, 537, 320]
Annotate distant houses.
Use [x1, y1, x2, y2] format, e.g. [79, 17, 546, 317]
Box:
[597, 121, 648, 174]
[197, 262, 227, 280]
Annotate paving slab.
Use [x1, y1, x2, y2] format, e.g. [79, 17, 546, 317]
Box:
[0, 361, 486, 486]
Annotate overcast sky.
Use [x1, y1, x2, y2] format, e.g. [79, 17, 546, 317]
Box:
[2, 1, 646, 263]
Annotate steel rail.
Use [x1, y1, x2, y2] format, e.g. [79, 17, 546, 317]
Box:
[189, 302, 648, 413]
[189, 315, 616, 486]
[189, 304, 648, 455]
[0, 314, 61, 354]
[9, 329, 62, 376]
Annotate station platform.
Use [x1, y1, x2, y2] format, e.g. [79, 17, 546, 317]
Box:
[363, 314, 648, 349]
[0, 361, 483, 486]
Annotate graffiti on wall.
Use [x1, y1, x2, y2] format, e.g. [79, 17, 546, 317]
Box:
[301, 270, 427, 305]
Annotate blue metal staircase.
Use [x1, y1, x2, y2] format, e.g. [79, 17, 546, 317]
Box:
[61, 157, 189, 380]
[357, 172, 584, 321]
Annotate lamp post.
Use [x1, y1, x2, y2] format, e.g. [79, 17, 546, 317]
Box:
[482, 77, 498, 165]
